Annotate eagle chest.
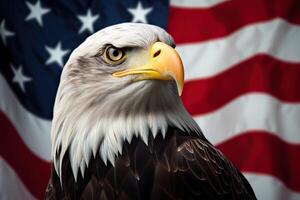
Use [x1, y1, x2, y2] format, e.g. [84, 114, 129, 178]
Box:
[45, 129, 255, 200]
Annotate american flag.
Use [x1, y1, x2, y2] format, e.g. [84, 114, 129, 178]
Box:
[0, 0, 299, 199]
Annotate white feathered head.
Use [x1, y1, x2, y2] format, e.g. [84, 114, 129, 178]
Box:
[51, 23, 201, 180]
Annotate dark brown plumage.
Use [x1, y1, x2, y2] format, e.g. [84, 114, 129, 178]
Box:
[45, 127, 257, 200]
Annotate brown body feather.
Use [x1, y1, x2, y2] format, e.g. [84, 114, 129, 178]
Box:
[45, 127, 256, 200]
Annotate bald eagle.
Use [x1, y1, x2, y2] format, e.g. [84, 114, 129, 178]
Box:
[45, 23, 256, 200]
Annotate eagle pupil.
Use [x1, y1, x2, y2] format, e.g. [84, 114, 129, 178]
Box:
[113, 50, 119, 57]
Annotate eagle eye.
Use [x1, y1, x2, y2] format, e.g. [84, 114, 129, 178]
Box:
[105, 46, 126, 63]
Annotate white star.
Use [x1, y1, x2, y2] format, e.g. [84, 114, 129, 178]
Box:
[25, 0, 50, 26]
[127, 2, 153, 23]
[0, 20, 15, 45]
[11, 65, 32, 92]
[45, 42, 70, 67]
[77, 9, 99, 34]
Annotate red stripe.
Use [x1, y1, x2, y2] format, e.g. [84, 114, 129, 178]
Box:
[216, 131, 300, 192]
[0, 111, 51, 199]
[168, 0, 300, 44]
[182, 54, 300, 116]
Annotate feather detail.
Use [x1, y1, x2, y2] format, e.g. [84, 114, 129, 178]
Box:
[45, 128, 256, 199]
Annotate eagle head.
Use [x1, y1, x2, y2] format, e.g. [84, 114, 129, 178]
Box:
[51, 23, 201, 180]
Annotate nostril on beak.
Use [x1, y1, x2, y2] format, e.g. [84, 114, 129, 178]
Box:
[153, 49, 161, 58]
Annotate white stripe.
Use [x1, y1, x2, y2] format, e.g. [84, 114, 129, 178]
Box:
[244, 173, 300, 200]
[0, 74, 51, 161]
[177, 18, 300, 81]
[0, 157, 36, 200]
[170, 0, 227, 8]
[194, 93, 300, 145]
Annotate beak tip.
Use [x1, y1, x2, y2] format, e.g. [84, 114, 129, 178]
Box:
[178, 87, 183, 96]
[176, 80, 184, 96]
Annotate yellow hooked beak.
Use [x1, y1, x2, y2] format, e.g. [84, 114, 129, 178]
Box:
[112, 42, 184, 96]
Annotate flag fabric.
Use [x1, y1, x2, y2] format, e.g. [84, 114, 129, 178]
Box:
[0, 0, 299, 199]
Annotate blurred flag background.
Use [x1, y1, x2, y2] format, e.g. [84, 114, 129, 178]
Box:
[1, 0, 299, 199]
